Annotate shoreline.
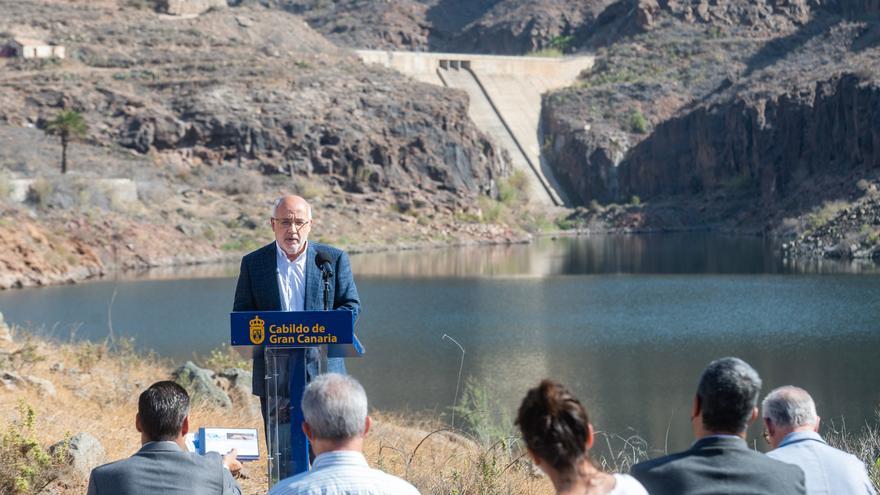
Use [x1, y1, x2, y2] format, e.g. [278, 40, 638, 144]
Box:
[5, 225, 880, 291]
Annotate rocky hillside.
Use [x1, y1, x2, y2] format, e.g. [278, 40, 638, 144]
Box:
[0, 0, 532, 289]
[540, 0, 880, 260]
[259, 0, 610, 54]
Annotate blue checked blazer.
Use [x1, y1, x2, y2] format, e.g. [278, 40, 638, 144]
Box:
[232, 241, 360, 396]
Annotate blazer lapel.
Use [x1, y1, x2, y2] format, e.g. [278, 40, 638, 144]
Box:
[259, 242, 281, 311]
[305, 243, 322, 310]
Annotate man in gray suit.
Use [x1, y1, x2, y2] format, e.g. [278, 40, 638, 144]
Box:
[87, 381, 242, 495]
[631, 357, 806, 495]
[763, 385, 877, 494]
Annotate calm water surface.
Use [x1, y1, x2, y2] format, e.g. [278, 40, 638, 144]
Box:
[2, 234, 879, 456]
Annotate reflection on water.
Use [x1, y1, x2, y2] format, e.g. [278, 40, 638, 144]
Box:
[351, 235, 879, 277]
[1, 234, 878, 458]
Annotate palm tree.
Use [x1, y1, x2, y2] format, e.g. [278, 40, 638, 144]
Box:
[46, 110, 87, 174]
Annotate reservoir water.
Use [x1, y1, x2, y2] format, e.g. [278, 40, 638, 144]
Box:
[2, 234, 879, 457]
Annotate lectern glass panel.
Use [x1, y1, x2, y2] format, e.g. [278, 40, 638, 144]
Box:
[265, 347, 298, 483]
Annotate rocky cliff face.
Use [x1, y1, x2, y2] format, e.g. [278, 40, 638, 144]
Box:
[542, 3, 880, 220]
[618, 74, 880, 210]
[440, 0, 606, 54]
[266, 0, 609, 54]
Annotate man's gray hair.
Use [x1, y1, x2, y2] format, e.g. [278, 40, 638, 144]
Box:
[697, 357, 762, 434]
[762, 386, 818, 427]
[271, 196, 312, 219]
[301, 373, 368, 440]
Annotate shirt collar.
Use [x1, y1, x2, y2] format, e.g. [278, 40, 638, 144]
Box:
[311, 450, 369, 470]
[692, 434, 745, 448]
[276, 241, 308, 267]
[139, 441, 184, 453]
[779, 430, 825, 447]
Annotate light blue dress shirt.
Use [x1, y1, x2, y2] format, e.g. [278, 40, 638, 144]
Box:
[276, 242, 306, 312]
[267, 450, 421, 495]
[767, 430, 877, 495]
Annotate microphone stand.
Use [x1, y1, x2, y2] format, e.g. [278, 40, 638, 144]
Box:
[319, 266, 331, 374]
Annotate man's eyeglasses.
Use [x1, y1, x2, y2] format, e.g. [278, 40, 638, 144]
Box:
[272, 218, 311, 230]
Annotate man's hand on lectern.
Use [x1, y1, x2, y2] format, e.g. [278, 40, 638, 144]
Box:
[223, 448, 243, 475]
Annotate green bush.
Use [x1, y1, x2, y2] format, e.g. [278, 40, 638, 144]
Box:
[806, 200, 848, 230]
[497, 170, 528, 205]
[0, 402, 70, 495]
[452, 377, 514, 446]
[548, 35, 574, 53]
[478, 197, 504, 224]
[629, 110, 648, 134]
[555, 216, 580, 230]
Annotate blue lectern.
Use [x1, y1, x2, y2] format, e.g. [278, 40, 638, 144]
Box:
[230, 310, 364, 486]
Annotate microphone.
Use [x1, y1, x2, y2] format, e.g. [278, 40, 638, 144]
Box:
[315, 251, 333, 278]
[316, 251, 333, 312]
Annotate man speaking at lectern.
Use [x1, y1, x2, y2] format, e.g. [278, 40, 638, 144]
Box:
[233, 194, 361, 423]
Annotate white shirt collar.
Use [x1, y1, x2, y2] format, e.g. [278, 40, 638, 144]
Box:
[311, 450, 370, 470]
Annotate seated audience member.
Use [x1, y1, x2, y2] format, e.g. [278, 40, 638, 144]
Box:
[268, 373, 420, 495]
[516, 379, 647, 495]
[762, 385, 877, 495]
[630, 357, 806, 495]
[87, 381, 242, 495]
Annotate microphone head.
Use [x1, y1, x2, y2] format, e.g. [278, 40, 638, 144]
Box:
[315, 251, 333, 276]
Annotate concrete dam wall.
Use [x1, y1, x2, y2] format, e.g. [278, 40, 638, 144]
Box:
[356, 50, 594, 207]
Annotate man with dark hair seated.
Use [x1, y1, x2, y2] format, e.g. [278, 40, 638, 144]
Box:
[87, 381, 243, 495]
[631, 357, 806, 495]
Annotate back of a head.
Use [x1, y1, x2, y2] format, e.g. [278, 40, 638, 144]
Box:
[762, 386, 818, 428]
[516, 379, 590, 472]
[138, 381, 190, 442]
[301, 373, 368, 440]
[697, 357, 762, 434]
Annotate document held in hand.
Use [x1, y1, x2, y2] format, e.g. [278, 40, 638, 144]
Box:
[195, 427, 260, 461]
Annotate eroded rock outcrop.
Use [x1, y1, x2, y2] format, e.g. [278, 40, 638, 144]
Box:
[618, 75, 880, 207]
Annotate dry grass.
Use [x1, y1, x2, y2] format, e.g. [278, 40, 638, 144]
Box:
[826, 414, 880, 490]
[5, 327, 876, 493]
[0, 328, 553, 494]
[0, 328, 269, 494]
[365, 411, 553, 494]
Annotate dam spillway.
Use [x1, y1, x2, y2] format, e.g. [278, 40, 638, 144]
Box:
[356, 50, 594, 207]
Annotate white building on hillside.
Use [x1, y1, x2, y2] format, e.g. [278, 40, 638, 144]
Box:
[9, 38, 65, 59]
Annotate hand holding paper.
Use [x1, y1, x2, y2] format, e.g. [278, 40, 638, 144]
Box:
[223, 448, 242, 475]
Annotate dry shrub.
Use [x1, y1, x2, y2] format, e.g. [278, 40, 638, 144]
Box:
[221, 173, 263, 196]
[825, 414, 880, 491]
[365, 413, 553, 495]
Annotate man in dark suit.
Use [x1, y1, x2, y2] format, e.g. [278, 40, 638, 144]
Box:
[232, 194, 360, 416]
[87, 381, 242, 495]
[631, 357, 806, 495]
